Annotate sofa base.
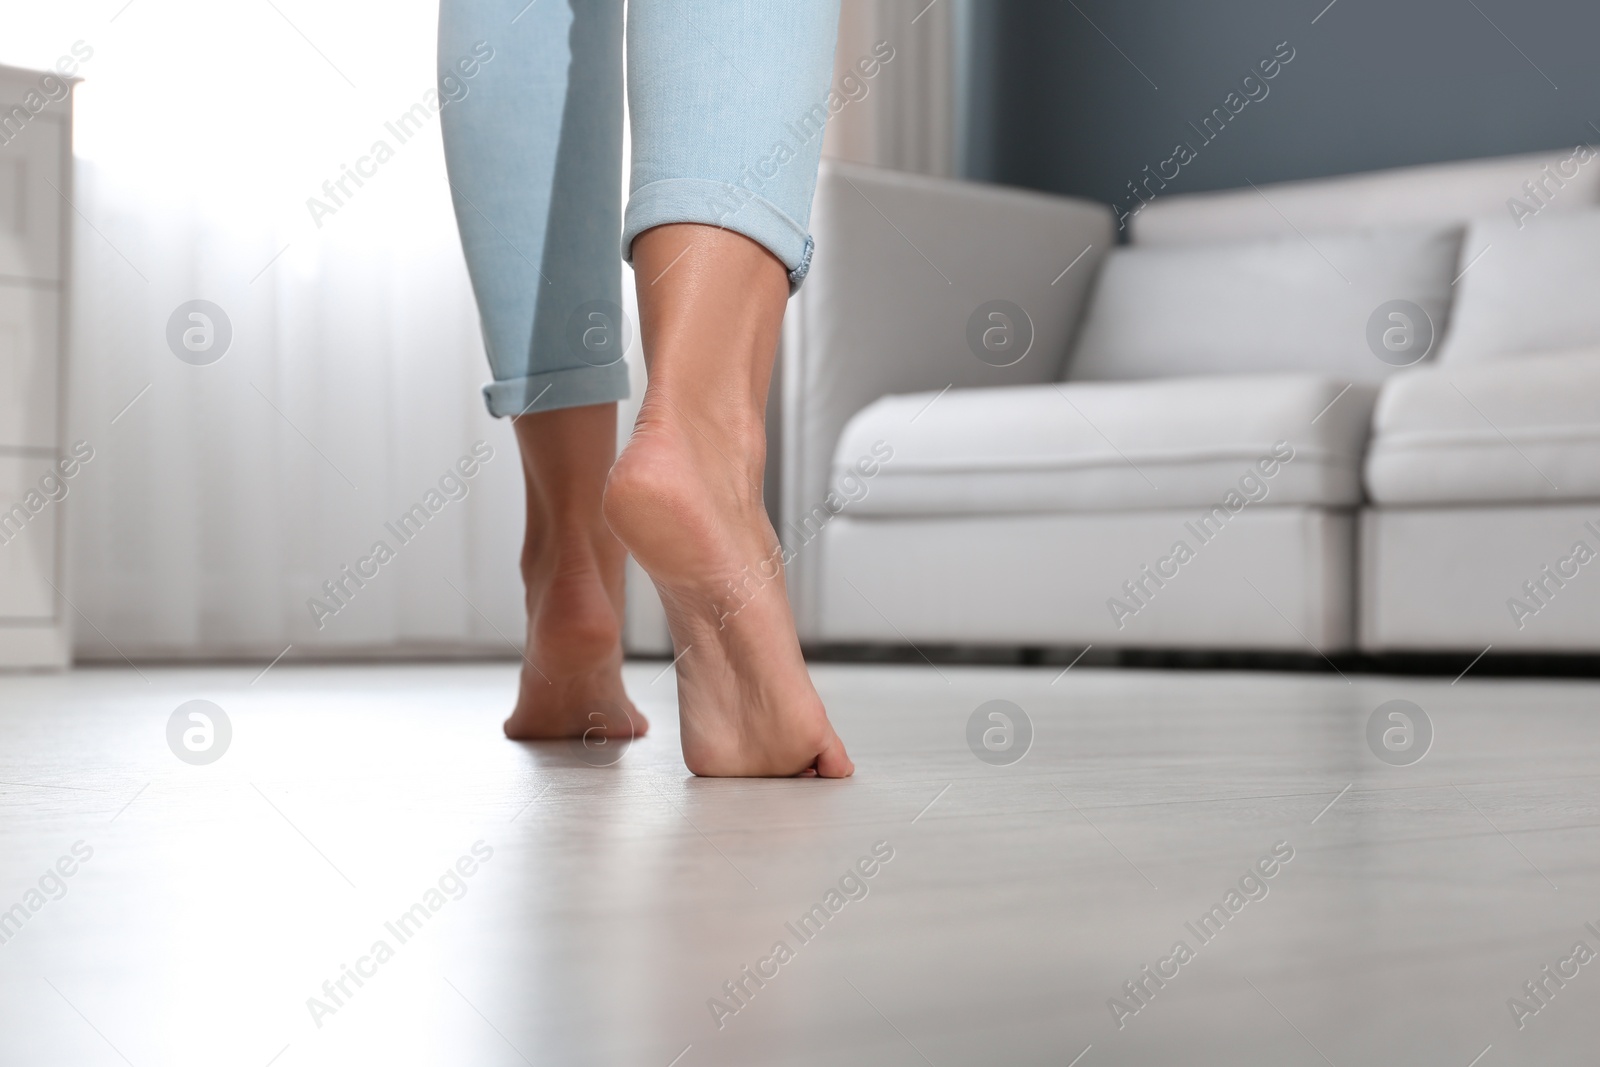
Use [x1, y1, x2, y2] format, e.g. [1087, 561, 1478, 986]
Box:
[816, 508, 1354, 651]
[1361, 504, 1600, 652]
[801, 641, 1600, 679]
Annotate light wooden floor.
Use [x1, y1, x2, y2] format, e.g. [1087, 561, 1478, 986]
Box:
[1, 661, 1598, 1066]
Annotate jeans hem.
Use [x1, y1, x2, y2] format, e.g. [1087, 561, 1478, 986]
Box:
[623, 178, 815, 293]
[482, 362, 631, 419]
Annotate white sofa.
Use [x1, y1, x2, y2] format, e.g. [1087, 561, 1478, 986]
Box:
[780, 152, 1600, 654]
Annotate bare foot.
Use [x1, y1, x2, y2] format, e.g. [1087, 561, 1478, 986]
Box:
[604, 225, 852, 778]
[503, 537, 646, 742]
[503, 406, 647, 743]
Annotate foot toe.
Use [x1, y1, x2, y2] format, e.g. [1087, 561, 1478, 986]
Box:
[812, 732, 855, 778]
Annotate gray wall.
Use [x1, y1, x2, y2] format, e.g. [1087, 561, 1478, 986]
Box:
[965, 0, 1598, 214]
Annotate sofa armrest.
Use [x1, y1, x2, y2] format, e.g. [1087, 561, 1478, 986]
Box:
[1365, 349, 1600, 505]
[780, 160, 1114, 636]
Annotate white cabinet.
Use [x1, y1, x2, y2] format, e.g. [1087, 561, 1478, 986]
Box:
[0, 64, 74, 669]
[0, 455, 59, 618]
[0, 113, 66, 282]
[0, 286, 60, 449]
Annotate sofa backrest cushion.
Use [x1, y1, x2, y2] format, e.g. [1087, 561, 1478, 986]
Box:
[1129, 148, 1600, 246]
[1439, 207, 1600, 364]
[1064, 226, 1462, 384]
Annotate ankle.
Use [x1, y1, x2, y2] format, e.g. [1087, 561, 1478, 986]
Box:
[520, 533, 625, 670]
[632, 393, 767, 494]
[643, 381, 764, 438]
[522, 524, 621, 583]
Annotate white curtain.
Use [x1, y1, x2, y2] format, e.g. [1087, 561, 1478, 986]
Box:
[822, 0, 963, 176]
[20, 0, 543, 661]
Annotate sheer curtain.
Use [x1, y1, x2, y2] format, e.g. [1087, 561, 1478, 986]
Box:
[822, 0, 964, 177]
[23, 0, 546, 660]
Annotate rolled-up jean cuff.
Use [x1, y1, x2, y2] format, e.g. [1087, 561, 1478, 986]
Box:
[482, 360, 631, 418]
[623, 178, 816, 292]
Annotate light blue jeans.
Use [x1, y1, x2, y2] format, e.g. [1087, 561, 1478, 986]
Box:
[439, 0, 842, 418]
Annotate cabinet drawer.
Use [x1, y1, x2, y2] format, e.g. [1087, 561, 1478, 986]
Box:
[0, 455, 59, 620]
[0, 283, 59, 449]
[0, 114, 66, 282]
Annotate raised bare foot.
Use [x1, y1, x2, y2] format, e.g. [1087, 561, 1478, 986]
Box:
[604, 410, 849, 776]
[502, 406, 647, 744]
[604, 225, 852, 778]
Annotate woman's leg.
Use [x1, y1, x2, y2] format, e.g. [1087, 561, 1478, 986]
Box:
[439, 0, 643, 739]
[603, 0, 853, 776]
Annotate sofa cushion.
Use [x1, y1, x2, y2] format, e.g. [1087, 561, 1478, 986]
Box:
[1439, 208, 1600, 364]
[1365, 352, 1600, 504]
[1065, 227, 1461, 384]
[1130, 148, 1600, 246]
[832, 374, 1376, 517]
